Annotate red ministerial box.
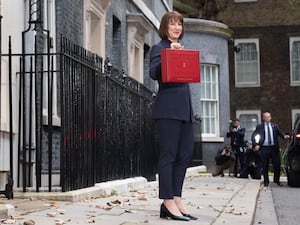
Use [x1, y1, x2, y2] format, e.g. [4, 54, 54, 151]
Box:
[161, 49, 200, 83]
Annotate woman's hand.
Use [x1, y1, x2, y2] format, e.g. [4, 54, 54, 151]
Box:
[170, 43, 184, 50]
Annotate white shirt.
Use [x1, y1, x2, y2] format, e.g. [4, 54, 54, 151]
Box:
[263, 122, 274, 146]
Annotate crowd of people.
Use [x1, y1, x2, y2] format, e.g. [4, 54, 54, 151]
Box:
[213, 112, 289, 189]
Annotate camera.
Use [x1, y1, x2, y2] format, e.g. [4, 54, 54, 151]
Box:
[229, 120, 235, 129]
[224, 146, 231, 154]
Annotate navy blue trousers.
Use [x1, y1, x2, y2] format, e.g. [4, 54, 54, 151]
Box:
[260, 146, 281, 186]
[156, 119, 194, 199]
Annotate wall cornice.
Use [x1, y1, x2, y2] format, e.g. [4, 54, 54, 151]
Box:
[184, 18, 233, 39]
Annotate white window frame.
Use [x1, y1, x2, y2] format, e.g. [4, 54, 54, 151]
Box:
[290, 37, 300, 86]
[292, 109, 300, 128]
[234, 38, 260, 87]
[83, 0, 110, 61]
[200, 64, 220, 139]
[127, 14, 151, 84]
[236, 110, 261, 143]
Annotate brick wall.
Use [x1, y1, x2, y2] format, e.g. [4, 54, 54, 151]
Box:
[217, 0, 300, 27]
[55, 0, 84, 47]
[217, 0, 300, 140]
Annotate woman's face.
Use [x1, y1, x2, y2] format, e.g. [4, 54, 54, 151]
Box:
[167, 19, 182, 42]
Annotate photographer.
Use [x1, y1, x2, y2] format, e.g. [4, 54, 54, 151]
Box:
[239, 141, 262, 179]
[227, 119, 246, 177]
[212, 146, 235, 177]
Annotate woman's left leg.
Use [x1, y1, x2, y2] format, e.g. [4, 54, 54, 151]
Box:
[172, 121, 194, 212]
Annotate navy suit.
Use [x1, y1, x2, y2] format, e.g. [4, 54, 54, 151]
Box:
[150, 39, 194, 199]
[227, 126, 246, 177]
[251, 122, 286, 186]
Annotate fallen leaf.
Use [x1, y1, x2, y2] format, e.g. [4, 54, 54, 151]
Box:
[208, 204, 222, 213]
[47, 201, 60, 207]
[1, 219, 15, 224]
[137, 195, 147, 201]
[124, 209, 136, 213]
[96, 205, 112, 210]
[43, 203, 52, 207]
[23, 220, 35, 225]
[54, 218, 65, 225]
[56, 209, 67, 214]
[106, 202, 113, 207]
[111, 199, 122, 204]
[47, 212, 57, 217]
[10, 215, 24, 220]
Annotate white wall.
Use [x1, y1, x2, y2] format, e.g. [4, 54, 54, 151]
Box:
[0, 0, 25, 172]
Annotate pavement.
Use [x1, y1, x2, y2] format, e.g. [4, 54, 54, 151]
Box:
[0, 166, 265, 225]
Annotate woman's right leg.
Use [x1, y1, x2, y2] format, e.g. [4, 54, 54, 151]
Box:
[156, 119, 182, 199]
[156, 119, 183, 216]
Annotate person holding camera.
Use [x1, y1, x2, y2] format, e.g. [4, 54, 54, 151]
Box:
[212, 146, 236, 177]
[227, 119, 246, 177]
[239, 142, 262, 179]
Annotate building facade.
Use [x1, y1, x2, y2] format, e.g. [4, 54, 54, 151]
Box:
[215, 0, 300, 143]
[0, 0, 171, 191]
[0, 0, 233, 191]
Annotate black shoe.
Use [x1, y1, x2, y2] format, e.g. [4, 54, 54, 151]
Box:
[160, 204, 190, 221]
[181, 212, 198, 220]
[275, 182, 283, 186]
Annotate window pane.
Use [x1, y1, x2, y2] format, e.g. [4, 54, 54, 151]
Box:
[239, 114, 259, 142]
[235, 41, 259, 85]
[201, 64, 219, 136]
[292, 40, 300, 82]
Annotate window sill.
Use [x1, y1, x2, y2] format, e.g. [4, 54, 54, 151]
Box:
[201, 136, 224, 143]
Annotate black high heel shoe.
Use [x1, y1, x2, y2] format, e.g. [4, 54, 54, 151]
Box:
[181, 212, 198, 220]
[160, 204, 190, 221]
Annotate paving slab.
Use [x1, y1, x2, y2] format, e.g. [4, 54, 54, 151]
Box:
[0, 174, 261, 225]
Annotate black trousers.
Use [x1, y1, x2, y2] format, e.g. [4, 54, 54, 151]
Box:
[156, 119, 194, 199]
[260, 146, 281, 186]
[232, 146, 245, 177]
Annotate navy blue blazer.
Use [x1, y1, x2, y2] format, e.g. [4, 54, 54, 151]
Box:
[251, 122, 286, 151]
[226, 126, 246, 147]
[149, 39, 194, 122]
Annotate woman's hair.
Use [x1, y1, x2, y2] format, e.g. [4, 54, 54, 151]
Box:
[158, 11, 184, 40]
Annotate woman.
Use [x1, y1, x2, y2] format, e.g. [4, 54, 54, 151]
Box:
[149, 11, 197, 221]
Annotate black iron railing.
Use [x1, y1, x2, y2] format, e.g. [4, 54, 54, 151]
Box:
[60, 37, 158, 191]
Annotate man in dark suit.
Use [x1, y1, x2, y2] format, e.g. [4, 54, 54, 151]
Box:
[251, 112, 289, 188]
[227, 119, 246, 177]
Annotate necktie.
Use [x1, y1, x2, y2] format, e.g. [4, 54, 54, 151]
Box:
[267, 124, 272, 145]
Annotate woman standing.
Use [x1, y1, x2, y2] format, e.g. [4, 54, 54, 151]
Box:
[149, 11, 197, 221]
